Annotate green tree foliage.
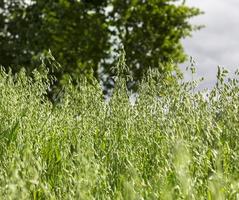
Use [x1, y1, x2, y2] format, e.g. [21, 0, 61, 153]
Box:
[0, 0, 201, 91]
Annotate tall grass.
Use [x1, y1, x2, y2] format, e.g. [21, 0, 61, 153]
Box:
[0, 55, 238, 199]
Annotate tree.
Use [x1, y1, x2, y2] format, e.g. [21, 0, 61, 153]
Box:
[0, 0, 202, 92]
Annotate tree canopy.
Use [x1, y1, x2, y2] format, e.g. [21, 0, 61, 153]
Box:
[0, 0, 202, 92]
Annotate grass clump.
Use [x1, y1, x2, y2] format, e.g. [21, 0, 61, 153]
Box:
[0, 57, 238, 199]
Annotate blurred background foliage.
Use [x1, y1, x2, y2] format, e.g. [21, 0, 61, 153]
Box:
[0, 0, 202, 93]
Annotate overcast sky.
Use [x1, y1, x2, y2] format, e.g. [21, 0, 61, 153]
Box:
[181, 0, 239, 89]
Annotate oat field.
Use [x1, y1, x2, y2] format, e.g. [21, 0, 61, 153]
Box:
[0, 58, 238, 199]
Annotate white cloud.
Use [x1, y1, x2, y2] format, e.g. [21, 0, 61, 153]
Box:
[181, 0, 239, 89]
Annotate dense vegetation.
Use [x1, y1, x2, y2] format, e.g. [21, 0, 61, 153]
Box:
[0, 55, 238, 199]
[0, 0, 202, 91]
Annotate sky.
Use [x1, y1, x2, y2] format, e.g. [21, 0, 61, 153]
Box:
[181, 0, 239, 89]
